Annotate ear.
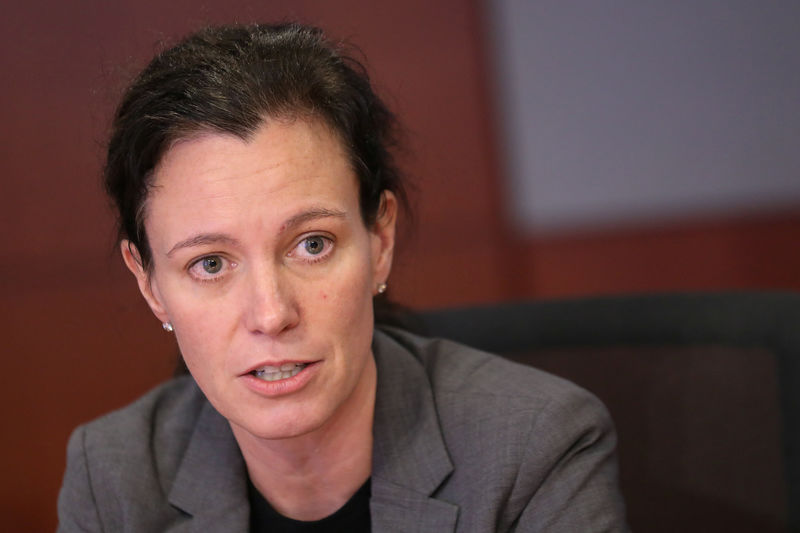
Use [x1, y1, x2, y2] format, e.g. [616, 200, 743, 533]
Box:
[369, 191, 397, 294]
[120, 240, 170, 323]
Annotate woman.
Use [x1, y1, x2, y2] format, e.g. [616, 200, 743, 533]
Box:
[58, 23, 627, 532]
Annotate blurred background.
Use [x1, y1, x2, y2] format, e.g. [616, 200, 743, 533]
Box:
[2, 0, 799, 530]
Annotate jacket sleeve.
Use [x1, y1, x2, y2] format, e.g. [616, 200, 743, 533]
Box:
[56, 426, 104, 533]
[513, 388, 629, 532]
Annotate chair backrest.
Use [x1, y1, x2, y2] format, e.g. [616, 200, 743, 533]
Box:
[418, 292, 800, 533]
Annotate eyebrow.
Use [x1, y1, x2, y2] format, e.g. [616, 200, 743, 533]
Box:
[165, 208, 347, 257]
[280, 207, 347, 233]
[166, 233, 240, 258]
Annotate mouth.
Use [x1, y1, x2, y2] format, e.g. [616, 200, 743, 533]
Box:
[250, 363, 308, 382]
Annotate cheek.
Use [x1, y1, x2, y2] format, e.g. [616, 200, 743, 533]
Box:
[161, 286, 237, 368]
[173, 321, 218, 370]
[320, 262, 373, 322]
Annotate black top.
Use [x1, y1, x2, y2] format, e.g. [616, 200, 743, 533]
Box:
[248, 477, 371, 533]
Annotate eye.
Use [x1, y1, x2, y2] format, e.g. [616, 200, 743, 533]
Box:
[303, 236, 326, 255]
[201, 256, 222, 273]
[290, 235, 334, 262]
[188, 254, 235, 281]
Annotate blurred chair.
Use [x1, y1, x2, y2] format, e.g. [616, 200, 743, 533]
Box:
[418, 292, 800, 532]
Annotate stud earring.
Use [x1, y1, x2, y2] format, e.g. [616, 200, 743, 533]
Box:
[377, 282, 387, 294]
[162, 322, 174, 332]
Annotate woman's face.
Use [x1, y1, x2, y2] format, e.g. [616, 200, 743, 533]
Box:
[123, 118, 396, 441]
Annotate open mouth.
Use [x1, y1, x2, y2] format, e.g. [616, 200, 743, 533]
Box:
[250, 363, 307, 382]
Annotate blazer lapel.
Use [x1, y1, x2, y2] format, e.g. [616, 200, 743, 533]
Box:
[168, 400, 250, 532]
[163, 330, 458, 532]
[371, 330, 459, 532]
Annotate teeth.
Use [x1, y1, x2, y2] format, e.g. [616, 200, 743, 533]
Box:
[251, 363, 306, 382]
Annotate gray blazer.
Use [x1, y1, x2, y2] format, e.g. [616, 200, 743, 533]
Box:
[58, 328, 628, 532]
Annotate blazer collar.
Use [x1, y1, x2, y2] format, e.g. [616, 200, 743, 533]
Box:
[370, 329, 459, 532]
[166, 329, 458, 532]
[168, 400, 250, 532]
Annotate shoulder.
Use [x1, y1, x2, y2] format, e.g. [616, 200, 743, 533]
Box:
[374, 327, 615, 476]
[374, 327, 626, 531]
[58, 377, 206, 531]
[74, 375, 204, 473]
[376, 326, 610, 425]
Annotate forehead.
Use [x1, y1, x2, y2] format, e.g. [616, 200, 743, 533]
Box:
[144, 118, 360, 235]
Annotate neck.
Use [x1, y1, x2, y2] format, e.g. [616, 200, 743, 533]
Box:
[231, 354, 377, 521]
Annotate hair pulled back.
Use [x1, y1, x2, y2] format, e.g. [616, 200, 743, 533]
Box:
[105, 23, 404, 270]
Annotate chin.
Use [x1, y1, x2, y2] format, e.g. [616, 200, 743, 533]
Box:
[232, 405, 331, 441]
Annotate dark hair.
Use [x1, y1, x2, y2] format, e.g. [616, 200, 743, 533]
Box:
[105, 22, 405, 271]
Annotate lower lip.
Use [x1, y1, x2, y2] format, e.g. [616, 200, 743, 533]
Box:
[240, 362, 320, 398]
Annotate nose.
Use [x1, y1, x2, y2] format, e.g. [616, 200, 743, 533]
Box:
[243, 266, 300, 336]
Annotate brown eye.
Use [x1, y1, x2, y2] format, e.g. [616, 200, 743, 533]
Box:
[202, 256, 223, 273]
[303, 236, 326, 255]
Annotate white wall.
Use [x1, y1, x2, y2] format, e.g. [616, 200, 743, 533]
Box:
[489, 0, 800, 233]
